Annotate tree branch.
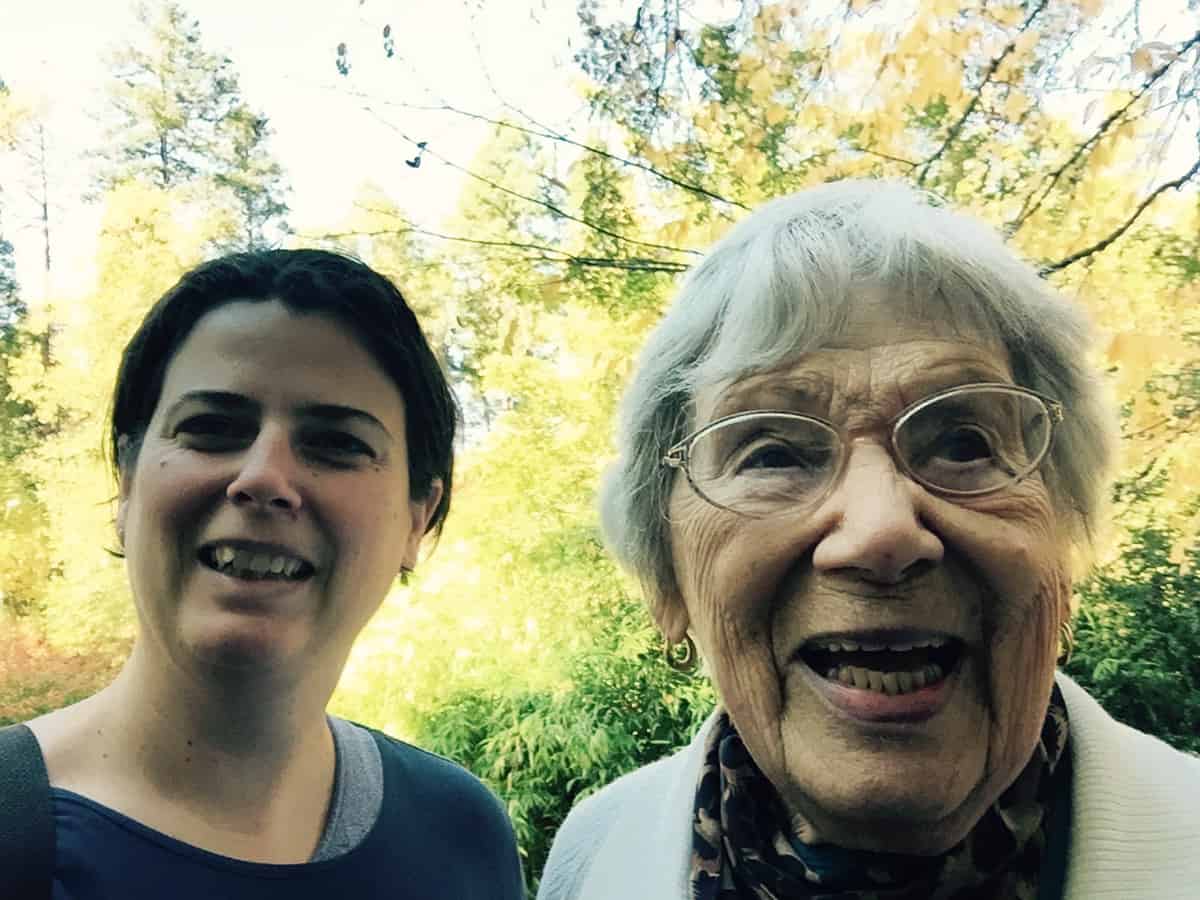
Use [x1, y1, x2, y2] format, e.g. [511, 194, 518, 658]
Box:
[362, 106, 704, 259]
[308, 222, 691, 274]
[351, 92, 747, 210]
[916, 0, 1051, 187]
[853, 146, 921, 167]
[1041, 156, 1200, 274]
[1011, 30, 1200, 234]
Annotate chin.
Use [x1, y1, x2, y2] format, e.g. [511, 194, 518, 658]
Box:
[183, 622, 307, 676]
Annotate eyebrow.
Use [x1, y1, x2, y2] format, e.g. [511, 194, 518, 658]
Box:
[711, 360, 1012, 419]
[164, 390, 393, 438]
[712, 378, 828, 418]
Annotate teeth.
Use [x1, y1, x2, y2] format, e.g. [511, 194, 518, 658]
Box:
[817, 636, 952, 652]
[205, 544, 307, 579]
[827, 662, 948, 695]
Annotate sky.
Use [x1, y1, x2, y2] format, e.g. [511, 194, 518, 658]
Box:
[0, 0, 587, 297]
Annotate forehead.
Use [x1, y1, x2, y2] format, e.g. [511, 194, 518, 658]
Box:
[156, 300, 406, 421]
[697, 296, 1013, 423]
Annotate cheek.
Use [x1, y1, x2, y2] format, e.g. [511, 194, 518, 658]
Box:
[124, 456, 213, 547]
[939, 484, 1066, 745]
[328, 487, 409, 572]
[984, 560, 1067, 777]
[669, 500, 814, 779]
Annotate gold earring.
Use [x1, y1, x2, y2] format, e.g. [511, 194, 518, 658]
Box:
[1058, 619, 1075, 666]
[663, 634, 698, 672]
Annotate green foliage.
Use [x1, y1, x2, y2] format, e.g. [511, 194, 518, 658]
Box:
[1066, 500, 1200, 754]
[413, 611, 714, 895]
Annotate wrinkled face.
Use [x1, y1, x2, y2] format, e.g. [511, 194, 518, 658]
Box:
[118, 300, 440, 683]
[662, 296, 1068, 854]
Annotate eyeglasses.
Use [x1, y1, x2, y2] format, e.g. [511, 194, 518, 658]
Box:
[662, 383, 1063, 517]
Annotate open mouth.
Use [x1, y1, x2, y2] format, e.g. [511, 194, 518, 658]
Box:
[799, 636, 963, 696]
[197, 543, 315, 582]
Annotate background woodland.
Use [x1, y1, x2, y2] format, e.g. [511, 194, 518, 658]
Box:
[2, 1, 1199, 894]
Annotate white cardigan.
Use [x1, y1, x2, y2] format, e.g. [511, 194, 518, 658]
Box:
[538, 674, 1200, 900]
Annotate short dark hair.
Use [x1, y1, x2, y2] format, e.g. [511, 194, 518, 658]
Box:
[110, 248, 459, 539]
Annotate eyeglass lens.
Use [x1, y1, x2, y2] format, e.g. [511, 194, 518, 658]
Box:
[686, 388, 1050, 515]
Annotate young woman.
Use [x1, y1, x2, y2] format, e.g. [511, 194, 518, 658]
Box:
[11, 249, 523, 899]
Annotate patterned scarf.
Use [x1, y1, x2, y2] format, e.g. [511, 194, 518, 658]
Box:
[689, 684, 1070, 900]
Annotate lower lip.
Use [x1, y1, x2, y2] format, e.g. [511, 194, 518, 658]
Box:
[800, 661, 958, 724]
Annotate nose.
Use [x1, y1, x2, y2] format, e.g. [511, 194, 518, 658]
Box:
[226, 427, 302, 513]
[811, 441, 943, 583]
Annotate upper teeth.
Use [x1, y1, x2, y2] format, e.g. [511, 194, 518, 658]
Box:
[211, 544, 305, 576]
[822, 637, 948, 652]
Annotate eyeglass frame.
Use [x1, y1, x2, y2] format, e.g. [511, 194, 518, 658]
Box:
[661, 381, 1065, 518]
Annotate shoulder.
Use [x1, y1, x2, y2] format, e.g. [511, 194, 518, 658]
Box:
[538, 732, 704, 900]
[1057, 673, 1200, 786]
[364, 727, 514, 833]
[1056, 674, 1200, 898]
[356, 726, 525, 898]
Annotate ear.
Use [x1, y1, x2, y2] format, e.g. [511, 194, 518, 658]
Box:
[401, 478, 444, 570]
[649, 579, 691, 644]
[116, 457, 133, 548]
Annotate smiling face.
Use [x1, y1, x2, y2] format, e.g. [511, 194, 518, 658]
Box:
[661, 295, 1069, 854]
[117, 300, 441, 684]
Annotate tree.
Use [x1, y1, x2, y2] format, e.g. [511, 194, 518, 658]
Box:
[99, 0, 289, 248]
[0, 78, 51, 619]
[8, 179, 230, 653]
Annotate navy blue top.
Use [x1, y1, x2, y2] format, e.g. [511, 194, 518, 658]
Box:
[51, 729, 523, 899]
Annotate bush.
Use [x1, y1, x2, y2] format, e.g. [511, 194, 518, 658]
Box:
[1065, 521, 1200, 754]
[410, 597, 714, 897]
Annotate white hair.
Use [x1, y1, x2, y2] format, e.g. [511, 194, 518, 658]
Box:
[599, 179, 1116, 606]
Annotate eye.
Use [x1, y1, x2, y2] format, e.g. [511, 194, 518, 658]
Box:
[736, 437, 834, 474]
[303, 430, 376, 461]
[930, 424, 994, 463]
[175, 414, 253, 449]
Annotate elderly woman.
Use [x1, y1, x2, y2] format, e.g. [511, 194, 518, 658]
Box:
[0, 250, 523, 898]
[539, 181, 1200, 899]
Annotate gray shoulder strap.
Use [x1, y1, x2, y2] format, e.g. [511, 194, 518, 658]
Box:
[0, 724, 54, 899]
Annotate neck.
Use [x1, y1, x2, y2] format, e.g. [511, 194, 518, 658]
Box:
[91, 641, 337, 825]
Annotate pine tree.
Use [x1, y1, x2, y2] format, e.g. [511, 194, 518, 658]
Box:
[99, 0, 289, 247]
